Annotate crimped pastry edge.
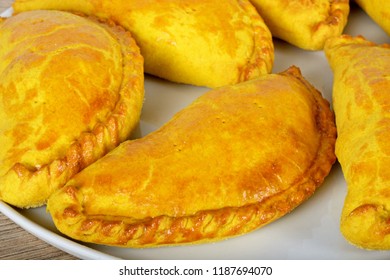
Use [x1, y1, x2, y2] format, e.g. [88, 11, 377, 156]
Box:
[12, 0, 274, 88]
[47, 66, 336, 248]
[309, 0, 350, 50]
[236, 0, 274, 82]
[0, 11, 144, 208]
[250, 0, 349, 50]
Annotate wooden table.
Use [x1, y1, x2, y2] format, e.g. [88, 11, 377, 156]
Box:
[0, 1, 78, 260]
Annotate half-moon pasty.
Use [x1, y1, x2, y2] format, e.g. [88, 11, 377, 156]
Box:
[324, 35, 390, 249]
[249, 0, 350, 50]
[12, 0, 274, 88]
[47, 66, 336, 247]
[0, 10, 144, 208]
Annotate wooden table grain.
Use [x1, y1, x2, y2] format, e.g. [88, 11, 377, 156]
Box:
[0, 1, 78, 260]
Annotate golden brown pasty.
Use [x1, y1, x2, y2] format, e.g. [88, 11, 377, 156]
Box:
[324, 35, 390, 249]
[47, 66, 336, 248]
[355, 0, 390, 35]
[13, 0, 274, 88]
[249, 0, 350, 50]
[0, 10, 144, 208]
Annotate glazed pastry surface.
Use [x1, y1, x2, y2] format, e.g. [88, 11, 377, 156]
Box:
[249, 0, 349, 50]
[13, 0, 274, 88]
[0, 10, 144, 208]
[47, 66, 336, 247]
[355, 0, 390, 35]
[324, 35, 390, 249]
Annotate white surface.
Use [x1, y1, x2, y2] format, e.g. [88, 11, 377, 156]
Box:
[1, 5, 390, 260]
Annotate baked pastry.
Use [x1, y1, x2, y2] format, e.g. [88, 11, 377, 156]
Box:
[47, 66, 336, 247]
[249, 0, 350, 50]
[355, 0, 390, 35]
[12, 0, 274, 88]
[324, 35, 390, 249]
[0, 10, 144, 208]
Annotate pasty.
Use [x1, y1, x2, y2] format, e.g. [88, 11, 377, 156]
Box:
[47, 66, 336, 247]
[0, 10, 144, 208]
[355, 0, 390, 35]
[248, 0, 350, 50]
[12, 0, 274, 88]
[324, 35, 390, 249]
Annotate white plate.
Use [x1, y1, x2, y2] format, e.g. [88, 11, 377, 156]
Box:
[1, 5, 390, 260]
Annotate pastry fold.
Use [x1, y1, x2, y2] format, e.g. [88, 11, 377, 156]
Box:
[355, 0, 390, 35]
[249, 0, 349, 50]
[47, 66, 336, 247]
[12, 0, 274, 88]
[0, 10, 144, 208]
[324, 35, 390, 249]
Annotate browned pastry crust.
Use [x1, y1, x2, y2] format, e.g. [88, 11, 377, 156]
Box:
[0, 10, 144, 208]
[324, 35, 390, 249]
[249, 0, 350, 50]
[47, 66, 336, 247]
[12, 0, 274, 88]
